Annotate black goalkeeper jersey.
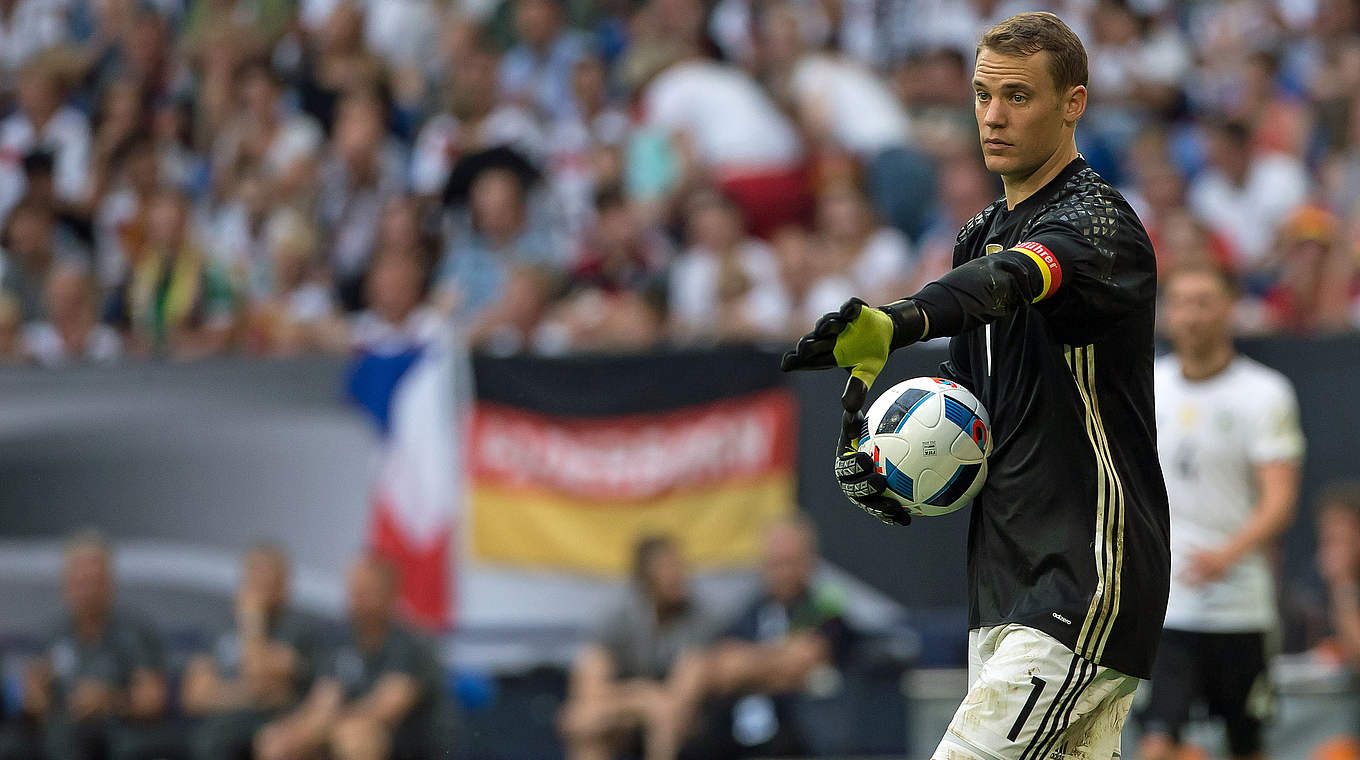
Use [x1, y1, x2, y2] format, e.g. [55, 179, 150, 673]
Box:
[910, 157, 1169, 679]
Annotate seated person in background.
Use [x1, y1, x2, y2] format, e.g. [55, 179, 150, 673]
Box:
[1317, 482, 1360, 670]
[14, 530, 184, 760]
[22, 263, 122, 367]
[254, 554, 455, 760]
[559, 535, 718, 760]
[689, 515, 851, 759]
[183, 542, 321, 760]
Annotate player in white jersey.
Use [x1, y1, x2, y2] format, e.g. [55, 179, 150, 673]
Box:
[1139, 263, 1305, 760]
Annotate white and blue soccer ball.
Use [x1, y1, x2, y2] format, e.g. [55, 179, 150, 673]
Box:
[858, 377, 992, 517]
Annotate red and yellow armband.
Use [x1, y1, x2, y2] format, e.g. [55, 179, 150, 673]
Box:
[1008, 241, 1063, 303]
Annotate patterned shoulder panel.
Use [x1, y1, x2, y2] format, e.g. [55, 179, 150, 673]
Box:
[955, 198, 1006, 246]
[1023, 165, 1141, 277]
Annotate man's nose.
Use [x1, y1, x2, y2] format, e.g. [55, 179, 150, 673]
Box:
[984, 100, 1006, 128]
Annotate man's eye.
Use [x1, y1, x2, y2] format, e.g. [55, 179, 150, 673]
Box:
[976, 92, 990, 102]
[1012, 93, 1027, 103]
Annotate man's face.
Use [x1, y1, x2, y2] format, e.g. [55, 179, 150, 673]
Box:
[347, 559, 394, 624]
[645, 547, 689, 607]
[762, 525, 813, 603]
[64, 548, 112, 619]
[1163, 271, 1234, 356]
[973, 48, 1078, 179]
[242, 551, 288, 610]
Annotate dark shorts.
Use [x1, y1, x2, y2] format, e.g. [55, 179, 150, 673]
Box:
[1140, 628, 1272, 757]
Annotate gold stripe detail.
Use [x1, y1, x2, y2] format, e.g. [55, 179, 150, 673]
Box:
[1084, 346, 1127, 660]
[1068, 346, 1125, 661]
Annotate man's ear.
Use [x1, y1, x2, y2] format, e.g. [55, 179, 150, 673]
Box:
[1065, 85, 1088, 126]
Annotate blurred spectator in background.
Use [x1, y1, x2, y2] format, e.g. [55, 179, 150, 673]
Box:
[411, 35, 545, 197]
[294, 2, 385, 133]
[760, 3, 935, 241]
[254, 554, 456, 760]
[316, 90, 407, 311]
[21, 263, 122, 367]
[436, 147, 560, 348]
[668, 188, 783, 344]
[768, 222, 853, 340]
[536, 185, 667, 353]
[93, 135, 158, 289]
[1188, 120, 1308, 274]
[0, 0, 68, 82]
[1317, 482, 1360, 672]
[183, 542, 320, 760]
[6, 531, 183, 760]
[559, 535, 715, 760]
[0, 59, 91, 229]
[634, 45, 809, 238]
[500, 0, 590, 122]
[108, 188, 235, 359]
[814, 184, 914, 307]
[1, 198, 89, 322]
[242, 208, 344, 356]
[547, 55, 631, 238]
[351, 238, 443, 357]
[689, 516, 851, 760]
[1247, 206, 1360, 334]
[211, 59, 323, 207]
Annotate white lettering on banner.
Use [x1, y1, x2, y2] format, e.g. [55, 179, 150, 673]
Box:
[471, 392, 791, 500]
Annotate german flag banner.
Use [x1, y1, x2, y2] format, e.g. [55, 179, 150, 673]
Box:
[467, 349, 796, 576]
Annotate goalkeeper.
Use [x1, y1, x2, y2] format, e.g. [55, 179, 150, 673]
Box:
[782, 12, 1168, 760]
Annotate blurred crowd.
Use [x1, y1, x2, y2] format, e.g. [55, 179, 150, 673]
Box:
[3, 0, 1360, 366]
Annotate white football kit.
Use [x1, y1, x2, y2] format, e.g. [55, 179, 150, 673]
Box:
[1154, 355, 1305, 633]
[936, 625, 1139, 760]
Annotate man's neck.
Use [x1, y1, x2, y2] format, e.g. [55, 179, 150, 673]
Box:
[1002, 141, 1078, 210]
[1178, 341, 1235, 381]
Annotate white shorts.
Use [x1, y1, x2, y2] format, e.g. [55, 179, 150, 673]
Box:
[934, 624, 1139, 760]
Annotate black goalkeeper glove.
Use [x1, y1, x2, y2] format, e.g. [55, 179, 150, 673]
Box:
[834, 379, 913, 526]
[780, 297, 926, 414]
[782, 297, 924, 526]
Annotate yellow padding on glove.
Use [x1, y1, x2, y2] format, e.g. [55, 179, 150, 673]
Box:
[832, 306, 895, 391]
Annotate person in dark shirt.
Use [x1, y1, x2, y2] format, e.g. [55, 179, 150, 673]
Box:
[183, 542, 321, 760]
[685, 516, 851, 759]
[254, 554, 455, 760]
[559, 535, 717, 760]
[13, 531, 185, 760]
[782, 12, 1168, 760]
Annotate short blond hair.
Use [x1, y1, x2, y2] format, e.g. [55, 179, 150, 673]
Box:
[978, 12, 1088, 93]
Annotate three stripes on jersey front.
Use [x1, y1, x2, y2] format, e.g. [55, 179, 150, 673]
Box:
[1066, 345, 1127, 663]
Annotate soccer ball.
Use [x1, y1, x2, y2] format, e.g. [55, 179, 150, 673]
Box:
[858, 377, 992, 517]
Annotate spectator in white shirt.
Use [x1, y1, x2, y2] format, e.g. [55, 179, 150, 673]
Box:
[22, 263, 122, 368]
[0, 61, 92, 230]
[349, 247, 445, 356]
[548, 55, 632, 240]
[411, 36, 545, 196]
[769, 222, 854, 339]
[668, 188, 787, 343]
[315, 90, 407, 311]
[211, 60, 324, 205]
[0, 0, 68, 82]
[815, 184, 914, 307]
[1188, 120, 1308, 272]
